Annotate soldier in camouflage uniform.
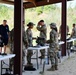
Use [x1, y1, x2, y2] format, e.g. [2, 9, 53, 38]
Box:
[59, 25, 69, 37]
[22, 24, 28, 66]
[47, 23, 59, 71]
[70, 23, 76, 46]
[9, 28, 14, 71]
[37, 20, 47, 59]
[9, 21, 28, 70]
[70, 24, 76, 38]
[10, 28, 14, 53]
[26, 22, 35, 66]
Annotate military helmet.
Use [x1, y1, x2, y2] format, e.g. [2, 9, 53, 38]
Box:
[27, 22, 35, 26]
[50, 23, 56, 28]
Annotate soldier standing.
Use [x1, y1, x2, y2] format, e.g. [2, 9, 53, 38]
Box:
[0, 35, 3, 54]
[22, 22, 28, 67]
[26, 22, 35, 66]
[47, 23, 59, 71]
[37, 20, 47, 59]
[9, 21, 28, 70]
[70, 23, 76, 38]
[59, 25, 69, 38]
[70, 23, 76, 47]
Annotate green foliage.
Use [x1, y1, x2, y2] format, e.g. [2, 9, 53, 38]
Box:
[35, 6, 43, 15]
[0, 3, 76, 34]
[0, 4, 14, 30]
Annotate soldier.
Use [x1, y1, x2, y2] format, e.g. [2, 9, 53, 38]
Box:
[70, 23, 76, 47]
[26, 22, 35, 66]
[22, 21, 29, 68]
[10, 28, 14, 53]
[9, 21, 28, 70]
[9, 28, 14, 71]
[47, 23, 59, 71]
[59, 25, 69, 37]
[37, 20, 47, 59]
[70, 23, 76, 38]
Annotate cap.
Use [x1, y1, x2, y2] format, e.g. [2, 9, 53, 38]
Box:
[50, 23, 56, 28]
[27, 22, 35, 26]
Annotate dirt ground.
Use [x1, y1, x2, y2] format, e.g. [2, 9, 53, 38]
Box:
[23, 53, 76, 75]
[1, 46, 76, 75]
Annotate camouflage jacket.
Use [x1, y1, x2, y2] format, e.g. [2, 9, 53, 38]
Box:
[26, 28, 33, 47]
[37, 24, 47, 40]
[23, 26, 28, 45]
[47, 29, 59, 50]
[71, 27, 76, 38]
[10, 27, 28, 46]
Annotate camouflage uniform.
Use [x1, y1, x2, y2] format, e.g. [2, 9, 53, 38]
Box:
[22, 26, 28, 65]
[71, 26, 76, 46]
[59, 25, 69, 37]
[10, 28, 14, 53]
[26, 28, 33, 64]
[9, 28, 14, 70]
[9, 26, 28, 70]
[71, 27, 76, 38]
[59, 25, 70, 56]
[37, 24, 47, 58]
[47, 23, 59, 71]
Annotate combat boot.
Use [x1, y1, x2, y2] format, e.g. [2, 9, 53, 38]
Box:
[47, 65, 55, 71]
[55, 65, 58, 70]
[27, 62, 33, 66]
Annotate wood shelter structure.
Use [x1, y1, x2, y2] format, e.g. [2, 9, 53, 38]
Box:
[0, 0, 73, 75]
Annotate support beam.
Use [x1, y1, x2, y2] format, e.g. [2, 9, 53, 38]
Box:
[23, 7, 25, 22]
[24, 0, 72, 9]
[24, 0, 61, 9]
[14, 0, 23, 75]
[0, 0, 72, 8]
[61, 0, 67, 56]
[0, 0, 14, 5]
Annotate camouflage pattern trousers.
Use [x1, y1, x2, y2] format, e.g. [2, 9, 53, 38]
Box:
[27, 50, 33, 64]
[10, 42, 26, 70]
[49, 48, 58, 66]
[40, 49, 45, 56]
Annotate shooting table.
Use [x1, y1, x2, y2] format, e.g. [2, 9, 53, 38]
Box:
[67, 38, 76, 56]
[27, 46, 49, 69]
[58, 41, 65, 45]
[67, 38, 76, 43]
[27, 41, 65, 69]
[0, 54, 15, 75]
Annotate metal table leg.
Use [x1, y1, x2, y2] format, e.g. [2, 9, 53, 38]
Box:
[1, 59, 12, 75]
[36, 50, 39, 69]
[1, 60, 2, 75]
[46, 48, 49, 64]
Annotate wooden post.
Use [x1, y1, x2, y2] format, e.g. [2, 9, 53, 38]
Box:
[23, 7, 25, 22]
[14, 0, 23, 74]
[61, 0, 67, 56]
